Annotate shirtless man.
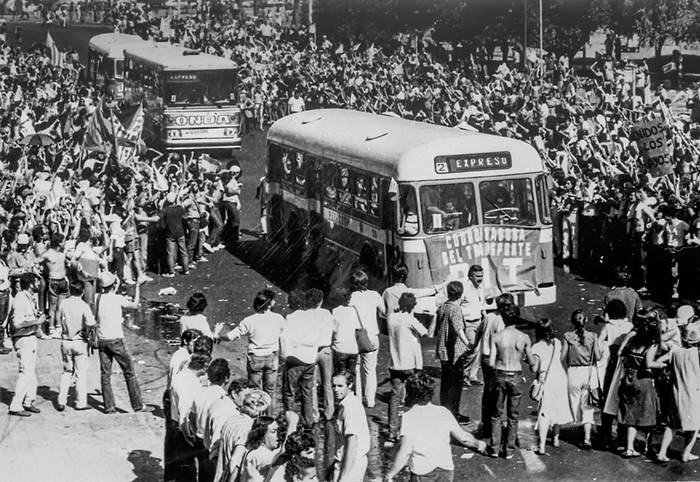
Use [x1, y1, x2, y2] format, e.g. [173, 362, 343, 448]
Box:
[488, 294, 535, 459]
[37, 233, 68, 338]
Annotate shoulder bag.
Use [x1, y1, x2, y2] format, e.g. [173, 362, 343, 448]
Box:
[530, 340, 555, 403]
[585, 340, 603, 409]
[352, 305, 377, 354]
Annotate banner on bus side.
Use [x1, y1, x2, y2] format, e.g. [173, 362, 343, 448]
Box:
[631, 116, 674, 177]
[424, 226, 540, 297]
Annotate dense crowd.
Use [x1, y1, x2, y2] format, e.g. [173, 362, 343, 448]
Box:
[1, 1, 700, 481]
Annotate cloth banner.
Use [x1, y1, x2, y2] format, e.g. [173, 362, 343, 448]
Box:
[45, 32, 63, 67]
[424, 226, 540, 298]
[631, 116, 674, 176]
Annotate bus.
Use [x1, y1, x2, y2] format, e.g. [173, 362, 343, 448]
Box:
[266, 109, 556, 316]
[122, 43, 241, 151]
[87, 33, 149, 100]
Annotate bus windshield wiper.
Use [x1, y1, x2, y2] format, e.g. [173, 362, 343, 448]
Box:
[483, 196, 512, 221]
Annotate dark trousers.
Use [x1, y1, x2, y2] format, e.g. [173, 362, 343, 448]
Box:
[165, 236, 188, 273]
[440, 357, 465, 417]
[111, 247, 125, 281]
[0, 289, 9, 346]
[333, 351, 358, 374]
[99, 338, 143, 411]
[222, 201, 240, 244]
[185, 218, 203, 261]
[410, 467, 454, 482]
[206, 206, 224, 247]
[389, 368, 414, 438]
[283, 361, 316, 427]
[163, 421, 197, 482]
[481, 361, 495, 438]
[490, 370, 523, 456]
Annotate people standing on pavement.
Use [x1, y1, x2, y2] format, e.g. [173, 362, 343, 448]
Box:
[436, 281, 470, 424]
[56, 280, 95, 412]
[331, 369, 370, 482]
[476, 294, 506, 438]
[348, 269, 385, 408]
[331, 287, 361, 375]
[37, 233, 69, 338]
[604, 269, 642, 323]
[160, 191, 190, 277]
[96, 271, 145, 414]
[8, 273, 46, 417]
[306, 288, 335, 422]
[179, 292, 213, 337]
[531, 318, 572, 455]
[216, 289, 284, 412]
[0, 255, 12, 355]
[461, 265, 486, 386]
[221, 166, 242, 245]
[381, 264, 439, 323]
[487, 294, 535, 459]
[561, 309, 602, 449]
[281, 289, 321, 428]
[386, 292, 428, 443]
[385, 371, 486, 481]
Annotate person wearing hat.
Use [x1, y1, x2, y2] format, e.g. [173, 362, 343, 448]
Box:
[7, 232, 39, 295]
[652, 321, 700, 462]
[95, 270, 145, 414]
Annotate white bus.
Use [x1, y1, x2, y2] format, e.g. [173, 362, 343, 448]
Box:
[87, 33, 149, 99]
[266, 109, 556, 315]
[122, 43, 241, 151]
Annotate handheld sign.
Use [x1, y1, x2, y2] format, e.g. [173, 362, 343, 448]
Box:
[631, 116, 674, 177]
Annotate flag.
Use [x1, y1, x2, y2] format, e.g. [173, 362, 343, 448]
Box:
[83, 101, 113, 152]
[113, 103, 144, 166]
[45, 32, 63, 67]
[19, 107, 35, 137]
[334, 43, 344, 55]
[662, 61, 676, 74]
[367, 43, 376, 62]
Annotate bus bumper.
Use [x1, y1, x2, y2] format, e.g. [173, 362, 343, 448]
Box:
[516, 284, 557, 306]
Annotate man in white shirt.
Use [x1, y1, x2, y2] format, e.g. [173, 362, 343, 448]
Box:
[217, 289, 284, 413]
[169, 352, 210, 480]
[287, 89, 305, 114]
[281, 290, 321, 427]
[332, 370, 370, 482]
[385, 371, 486, 481]
[96, 271, 144, 414]
[381, 264, 439, 325]
[56, 279, 95, 411]
[461, 265, 486, 386]
[349, 270, 385, 408]
[8, 273, 45, 416]
[306, 288, 336, 421]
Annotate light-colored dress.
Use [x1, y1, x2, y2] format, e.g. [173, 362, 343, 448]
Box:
[532, 339, 573, 426]
[671, 347, 700, 431]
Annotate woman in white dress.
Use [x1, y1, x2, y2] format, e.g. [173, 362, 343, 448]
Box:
[531, 319, 573, 455]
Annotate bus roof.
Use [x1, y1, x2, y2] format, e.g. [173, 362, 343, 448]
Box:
[88, 33, 147, 59]
[123, 44, 237, 71]
[267, 109, 545, 182]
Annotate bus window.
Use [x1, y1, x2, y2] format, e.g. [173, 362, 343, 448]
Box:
[337, 167, 353, 206]
[115, 60, 124, 79]
[354, 173, 369, 213]
[294, 152, 306, 187]
[399, 185, 419, 236]
[369, 176, 380, 217]
[267, 144, 283, 182]
[282, 149, 294, 183]
[479, 178, 536, 226]
[306, 157, 322, 197]
[420, 182, 477, 233]
[536, 174, 552, 224]
[322, 163, 338, 200]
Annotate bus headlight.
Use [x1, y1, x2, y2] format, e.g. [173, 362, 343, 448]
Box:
[224, 127, 237, 136]
[167, 129, 181, 139]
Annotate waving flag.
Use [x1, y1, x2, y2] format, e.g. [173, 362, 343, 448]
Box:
[113, 103, 144, 166]
[45, 32, 64, 67]
[83, 100, 113, 152]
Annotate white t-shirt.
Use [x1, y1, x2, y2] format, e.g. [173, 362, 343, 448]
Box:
[387, 312, 427, 371]
[332, 305, 360, 354]
[400, 403, 461, 474]
[335, 392, 370, 462]
[180, 313, 213, 337]
[288, 96, 305, 113]
[226, 311, 285, 356]
[349, 290, 385, 337]
[97, 292, 134, 340]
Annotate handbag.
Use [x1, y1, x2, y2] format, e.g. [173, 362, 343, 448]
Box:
[530, 341, 555, 403]
[352, 305, 377, 354]
[585, 344, 604, 409]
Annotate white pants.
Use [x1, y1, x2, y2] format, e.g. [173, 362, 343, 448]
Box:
[333, 454, 368, 482]
[356, 335, 379, 407]
[10, 336, 38, 412]
[567, 365, 597, 424]
[58, 339, 89, 408]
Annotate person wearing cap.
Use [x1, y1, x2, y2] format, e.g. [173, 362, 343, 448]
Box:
[8, 272, 46, 416]
[651, 321, 700, 462]
[96, 270, 145, 414]
[7, 232, 38, 293]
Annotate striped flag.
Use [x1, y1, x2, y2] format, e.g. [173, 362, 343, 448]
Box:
[45, 32, 63, 67]
[113, 103, 144, 166]
[83, 100, 113, 152]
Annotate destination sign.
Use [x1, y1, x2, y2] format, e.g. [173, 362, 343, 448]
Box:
[434, 151, 512, 174]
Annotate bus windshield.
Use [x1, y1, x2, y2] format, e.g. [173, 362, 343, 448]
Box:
[164, 70, 235, 106]
[420, 182, 478, 234]
[479, 178, 536, 226]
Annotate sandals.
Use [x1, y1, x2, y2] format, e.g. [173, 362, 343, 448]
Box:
[656, 455, 670, 463]
[534, 448, 550, 456]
